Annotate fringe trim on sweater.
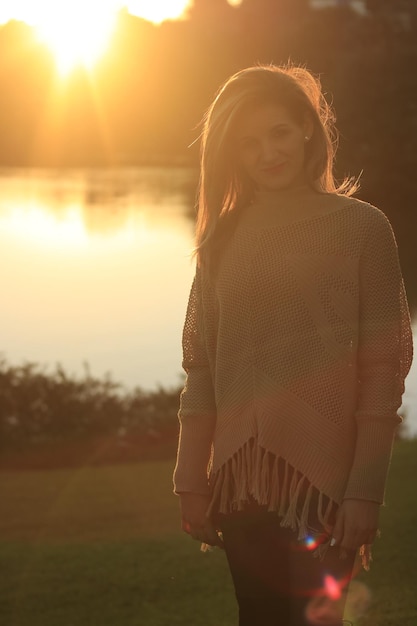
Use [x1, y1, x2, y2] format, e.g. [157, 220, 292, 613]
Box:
[204, 440, 372, 569]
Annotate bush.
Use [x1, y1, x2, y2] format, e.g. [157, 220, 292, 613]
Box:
[0, 357, 182, 451]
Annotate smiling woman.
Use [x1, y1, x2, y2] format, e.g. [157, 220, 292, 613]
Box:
[0, 0, 191, 75]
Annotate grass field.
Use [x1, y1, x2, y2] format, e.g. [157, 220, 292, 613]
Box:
[0, 439, 416, 626]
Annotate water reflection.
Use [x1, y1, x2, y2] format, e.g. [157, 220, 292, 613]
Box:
[0, 167, 197, 394]
[0, 167, 415, 436]
[0, 166, 197, 237]
[402, 344, 417, 438]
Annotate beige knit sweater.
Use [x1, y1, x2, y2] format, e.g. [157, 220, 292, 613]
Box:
[173, 190, 413, 539]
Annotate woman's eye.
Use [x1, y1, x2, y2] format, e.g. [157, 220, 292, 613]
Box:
[271, 126, 289, 139]
[239, 138, 258, 153]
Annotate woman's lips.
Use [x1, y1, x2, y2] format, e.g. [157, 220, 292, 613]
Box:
[261, 162, 286, 175]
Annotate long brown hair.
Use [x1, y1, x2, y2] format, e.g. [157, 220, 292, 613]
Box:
[195, 64, 358, 273]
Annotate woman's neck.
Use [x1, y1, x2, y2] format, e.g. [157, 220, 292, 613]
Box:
[253, 183, 318, 207]
[242, 184, 346, 229]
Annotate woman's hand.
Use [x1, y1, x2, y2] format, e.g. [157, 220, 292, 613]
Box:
[179, 493, 223, 548]
[331, 499, 380, 551]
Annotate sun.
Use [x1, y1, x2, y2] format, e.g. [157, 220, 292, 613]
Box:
[0, 1, 192, 75]
[33, 1, 117, 75]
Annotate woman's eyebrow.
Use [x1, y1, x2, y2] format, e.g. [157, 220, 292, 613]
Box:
[235, 133, 257, 144]
[270, 122, 289, 130]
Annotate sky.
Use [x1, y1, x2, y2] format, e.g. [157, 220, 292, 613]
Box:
[0, 1, 193, 26]
[0, 1, 197, 74]
[0, 0, 367, 28]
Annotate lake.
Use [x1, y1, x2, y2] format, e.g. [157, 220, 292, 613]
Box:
[0, 167, 416, 436]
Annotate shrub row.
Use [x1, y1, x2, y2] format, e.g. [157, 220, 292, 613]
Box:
[0, 358, 182, 450]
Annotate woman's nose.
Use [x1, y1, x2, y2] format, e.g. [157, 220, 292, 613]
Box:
[260, 138, 278, 162]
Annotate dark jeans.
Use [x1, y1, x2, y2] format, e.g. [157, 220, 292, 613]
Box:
[219, 508, 356, 626]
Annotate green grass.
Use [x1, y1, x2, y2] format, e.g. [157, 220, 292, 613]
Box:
[0, 461, 236, 626]
[0, 440, 416, 625]
[353, 438, 417, 626]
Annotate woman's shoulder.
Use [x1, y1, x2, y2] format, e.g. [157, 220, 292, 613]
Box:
[331, 193, 384, 213]
[330, 194, 393, 230]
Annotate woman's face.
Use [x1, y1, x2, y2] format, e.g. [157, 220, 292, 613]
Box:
[233, 101, 311, 193]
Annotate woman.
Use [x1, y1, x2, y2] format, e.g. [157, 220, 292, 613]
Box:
[173, 64, 413, 626]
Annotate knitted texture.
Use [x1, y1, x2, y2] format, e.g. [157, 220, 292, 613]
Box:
[173, 191, 413, 538]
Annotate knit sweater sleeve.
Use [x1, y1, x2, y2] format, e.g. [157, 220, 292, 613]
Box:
[173, 268, 217, 495]
[344, 208, 413, 503]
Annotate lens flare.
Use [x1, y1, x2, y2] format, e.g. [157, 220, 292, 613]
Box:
[324, 574, 342, 600]
[344, 581, 372, 622]
[304, 535, 318, 550]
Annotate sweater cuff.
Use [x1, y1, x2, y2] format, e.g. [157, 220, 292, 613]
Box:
[343, 416, 399, 504]
[173, 421, 214, 495]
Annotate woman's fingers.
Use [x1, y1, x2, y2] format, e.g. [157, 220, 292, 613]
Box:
[202, 520, 224, 548]
[340, 528, 365, 551]
[182, 518, 223, 548]
[331, 499, 380, 550]
[330, 507, 344, 547]
[179, 493, 223, 547]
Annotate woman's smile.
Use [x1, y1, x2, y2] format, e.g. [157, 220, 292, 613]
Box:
[261, 162, 287, 175]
